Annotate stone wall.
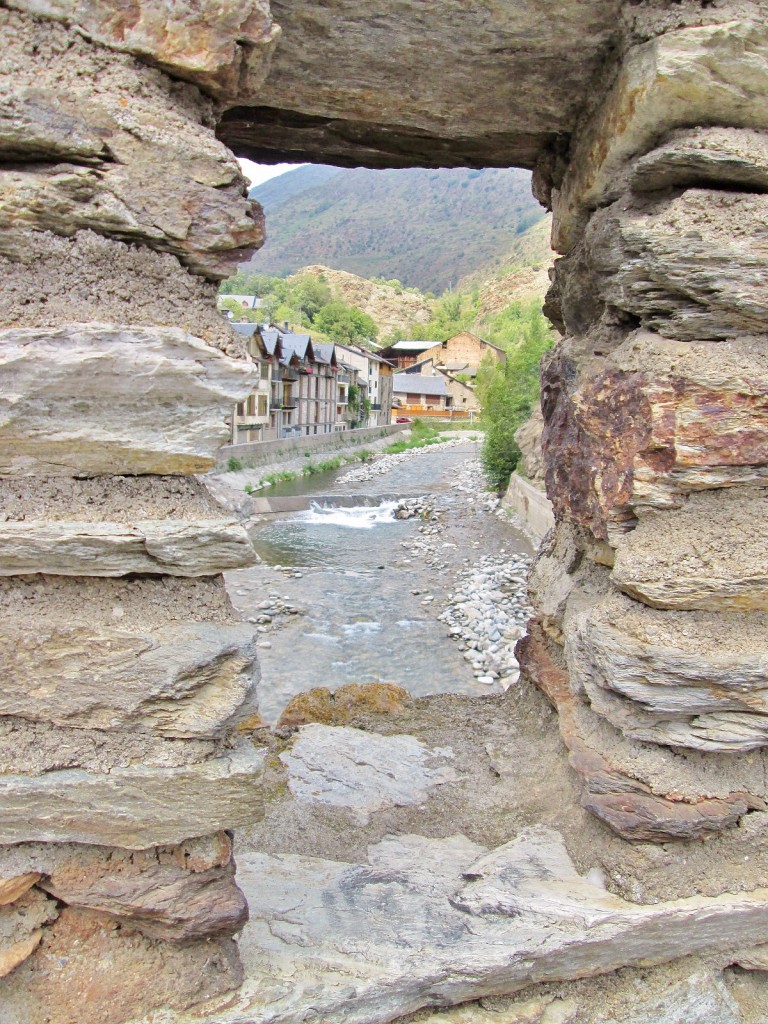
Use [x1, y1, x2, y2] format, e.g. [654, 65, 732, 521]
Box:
[525, 9, 768, 844]
[0, 5, 276, 1019]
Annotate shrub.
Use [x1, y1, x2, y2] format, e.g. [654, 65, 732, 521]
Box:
[227, 456, 243, 472]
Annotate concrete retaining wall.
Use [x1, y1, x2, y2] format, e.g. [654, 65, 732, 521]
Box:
[217, 425, 407, 469]
[502, 472, 554, 544]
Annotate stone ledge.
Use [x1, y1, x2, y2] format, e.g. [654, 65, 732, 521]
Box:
[0, 325, 256, 476]
[0, 519, 256, 577]
[0, 742, 266, 848]
[554, 20, 768, 251]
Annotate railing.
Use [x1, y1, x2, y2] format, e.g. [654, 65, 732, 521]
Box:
[394, 405, 475, 420]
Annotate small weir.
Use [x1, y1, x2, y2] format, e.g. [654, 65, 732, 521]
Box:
[226, 445, 531, 722]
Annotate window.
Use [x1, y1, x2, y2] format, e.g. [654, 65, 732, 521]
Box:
[258, 394, 268, 416]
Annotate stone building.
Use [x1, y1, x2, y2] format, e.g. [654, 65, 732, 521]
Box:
[6, 1, 768, 1022]
[434, 330, 506, 378]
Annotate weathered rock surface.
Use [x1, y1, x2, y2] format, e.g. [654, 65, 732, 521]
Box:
[0, 620, 258, 737]
[612, 488, 768, 610]
[629, 126, 768, 194]
[517, 626, 758, 840]
[0, 907, 244, 1024]
[219, 0, 620, 170]
[0, 742, 266, 847]
[0, 889, 58, 979]
[191, 828, 768, 1024]
[586, 188, 768, 341]
[0, 326, 256, 476]
[514, 406, 546, 483]
[4, 0, 280, 99]
[554, 20, 768, 250]
[0, 874, 40, 906]
[566, 592, 768, 753]
[0, 10, 266, 279]
[599, 970, 742, 1024]
[0, 519, 256, 577]
[280, 723, 459, 824]
[39, 833, 247, 940]
[542, 332, 768, 539]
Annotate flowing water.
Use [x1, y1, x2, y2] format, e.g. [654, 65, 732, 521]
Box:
[227, 445, 530, 721]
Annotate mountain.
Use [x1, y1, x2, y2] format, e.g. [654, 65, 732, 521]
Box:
[245, 166, 546, 293]
[251, 164, 342, 215]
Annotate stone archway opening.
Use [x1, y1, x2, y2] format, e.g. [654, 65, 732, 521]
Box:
[4, 2, 768, 1023]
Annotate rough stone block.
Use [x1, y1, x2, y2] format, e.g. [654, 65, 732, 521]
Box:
[39, 833, 247, 941]
[0, 906, 244, 1023]
[198, 827, 768, 1023]
[517, 626, 757, 840]
[0, 326, 256, 476]
[542, 332, 768, 539]
[629, 126, 768, 194]
[0, 874, 40, 906]
[554, 20, 768, 251]
[0, 619, 259, 738]
[587, 188, 768, 341]
[565, 591, 768, 753]
[613, 488, 768, 611]
[0, 519, 256, 577]
[4, 0, 280, 100]
[0, 741, 266, 847]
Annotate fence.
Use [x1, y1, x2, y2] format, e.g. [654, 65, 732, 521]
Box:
[396, 406, 476, 421]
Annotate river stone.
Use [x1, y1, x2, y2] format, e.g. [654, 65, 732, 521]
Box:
[612, 488, 768, 611]
[0, 742, 266, 847]
[0, 621, 259, 738]
[0, 325, 256, 476]
[565, 591, 768, 752]
[554, 20, 768, 251]
[586, 188, 768, 341]
[280, 723, 459, 823]
[0, 519, 256, 577]
[203, 828, 768, 1024]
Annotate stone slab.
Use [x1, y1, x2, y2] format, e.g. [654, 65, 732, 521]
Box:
[184, 827, 768, 1024]
[0, 519, 256, 577]
[0, 889, 58, 979]
[0, 326, 256, 476]
[0, 620, 259, 738]
[517, 626, 756, 840]
[0, 742, 266, 848]
[554, 20, 768, 251]
[280, 723, 459, 824]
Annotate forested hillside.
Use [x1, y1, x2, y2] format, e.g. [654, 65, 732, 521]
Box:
[245, 165, 546, 292]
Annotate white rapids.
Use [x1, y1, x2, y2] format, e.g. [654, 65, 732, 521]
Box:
[296, 500, 398, 529]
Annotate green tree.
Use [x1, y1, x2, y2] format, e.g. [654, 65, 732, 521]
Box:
[475, 304, 554, 490]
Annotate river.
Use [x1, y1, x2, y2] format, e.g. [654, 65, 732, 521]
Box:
[225, 442, 534, 723]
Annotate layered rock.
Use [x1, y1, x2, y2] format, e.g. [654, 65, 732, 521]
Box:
[0, 5, 268, 1014]
[529, 10, 768, 854]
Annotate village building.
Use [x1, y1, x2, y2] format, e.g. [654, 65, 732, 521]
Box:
[377, 339, 442, 370]
[217, 294, 264, 320]
[397, 354, 480, 416]
[335, 343, 396, 427]
[433, 331, 505, 378]
[229, 323, 275, 443]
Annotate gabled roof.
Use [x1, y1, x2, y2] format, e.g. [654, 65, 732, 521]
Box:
[401, 357, 436, 375]
[393, 374, 448, 396]
[278, 332, 313, 364]
[313, 342, 338, 367]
